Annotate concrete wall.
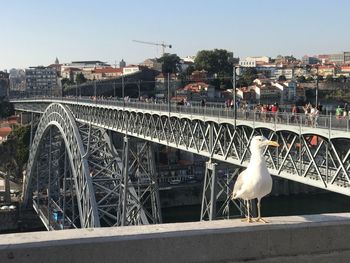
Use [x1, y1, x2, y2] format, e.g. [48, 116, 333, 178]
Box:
[0, 210, 18, 232]
[2, 213, 350, 262]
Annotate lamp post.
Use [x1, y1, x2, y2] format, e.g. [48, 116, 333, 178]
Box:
[315, 65, 319, 106]
[167, 73, 170, 113]
[122, 74, 125, 107]
[232, 66, 240, 129]
[138, 80, 141, 99]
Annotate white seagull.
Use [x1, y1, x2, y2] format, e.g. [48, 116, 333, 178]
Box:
[232, 136, 279, 223]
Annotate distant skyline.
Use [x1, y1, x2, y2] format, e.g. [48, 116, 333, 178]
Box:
[1, 0, 349, 70]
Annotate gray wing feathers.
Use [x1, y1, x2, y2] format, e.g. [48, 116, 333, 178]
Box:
[232, 170, 246, 199]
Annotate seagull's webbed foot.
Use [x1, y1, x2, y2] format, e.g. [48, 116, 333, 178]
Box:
[253, 217, 269, 223]
[241, 217, 253, 223]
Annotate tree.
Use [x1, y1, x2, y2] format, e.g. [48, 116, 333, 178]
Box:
[0, 97, 14, 118]
[237, 67, 258, 87]
[157, 53, 181, 74]
[325, 75, 333, 82]
[278, 75, 287, 82]
[76, 72, 86, 84]
[61, 77, 73, 87]
[194, 49, 233, 76]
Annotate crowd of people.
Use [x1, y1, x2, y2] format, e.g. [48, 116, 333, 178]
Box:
[63, 94, 349, 128]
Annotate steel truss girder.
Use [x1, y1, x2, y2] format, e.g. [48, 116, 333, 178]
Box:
[78, 125, 162, 227]
[200, 161, 246, 221]
[120, 137, 162, 226]
[66, 104, 350, 196]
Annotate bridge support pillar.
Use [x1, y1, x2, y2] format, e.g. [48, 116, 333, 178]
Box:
[200, 160, 217, 221]
[121, 136, 129, 226]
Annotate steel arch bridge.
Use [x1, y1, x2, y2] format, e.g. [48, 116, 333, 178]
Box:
[12, 98, 350, 229]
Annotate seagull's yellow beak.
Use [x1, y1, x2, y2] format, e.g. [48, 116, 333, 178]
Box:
[267, 140, 279, 147]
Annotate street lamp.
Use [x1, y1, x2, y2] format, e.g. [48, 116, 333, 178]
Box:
[232, 66, 240, 129]
[167, 73, 170, 113]
[122, 74, 125, 107]
[315, 65, 319, 106]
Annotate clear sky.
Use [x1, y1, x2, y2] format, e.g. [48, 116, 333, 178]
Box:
[1, 0, 349, 70]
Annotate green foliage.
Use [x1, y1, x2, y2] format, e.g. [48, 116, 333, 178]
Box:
[195, 49, 233, 76]
[61, 77, 74, 87]
[237, 67, 258, 87]
[0, 97, 14, 118]
[157, 53, 181, 73]
[325, 75, 333, 82]
[76, 72, 87, 84]
[0, 125, 30, 181]
[8, 125, 30, 166]
[323, 88, 350, 102]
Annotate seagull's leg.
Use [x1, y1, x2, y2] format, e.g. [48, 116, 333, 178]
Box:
[241, 200, 252, 223]
[255, 199, 269, 223]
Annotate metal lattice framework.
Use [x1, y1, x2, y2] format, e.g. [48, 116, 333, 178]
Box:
[62, 103, 350, 195]
[13, 99, 350, 226]
[23, 103, 161, 230]
[23, 103, 99, 229]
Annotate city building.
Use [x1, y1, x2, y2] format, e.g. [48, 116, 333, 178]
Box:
[61, 61, 110, 71]
[61, 67, 81, 82]
[236, 87, 255, 101]
[25, 66, 58, 96]
[302, 55, 319, 65]
[328, 52, 350, 65]
[250, 78, 280, 103]
[139, 58, 162, 72]
[9, 69, 26, 94]
[122, 65, 141, 75]
[272, 80, 297, 104]
[47, 57, 62, 77]
[119, 59, 126, 68]
[239, 56, 270, 67]
[176, 82, 216, 101]
[0, 71, 9, 97]
[155, 73, 178, 98]
[91, 67, 123, 80]
[273, 68, 294, 80]
[340, 65, 350, 76]
[318, 65, 337, 76]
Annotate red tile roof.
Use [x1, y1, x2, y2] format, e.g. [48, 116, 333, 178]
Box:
[0, 127, 11, 138]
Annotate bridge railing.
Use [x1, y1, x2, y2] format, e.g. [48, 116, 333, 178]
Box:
[11, 96, 350, 132]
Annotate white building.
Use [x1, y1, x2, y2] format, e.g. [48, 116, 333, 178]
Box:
[272, 81, 297, 104]
[273, 68, 294, 80]
[239, 56, 270, 67]
[122, 65, 141, 75]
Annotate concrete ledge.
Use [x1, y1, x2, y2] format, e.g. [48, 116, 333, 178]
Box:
[1, 213, 350, 262]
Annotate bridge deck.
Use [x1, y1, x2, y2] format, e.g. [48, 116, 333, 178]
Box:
[2, 213, 350, 262]
[11, 98, 350, 139]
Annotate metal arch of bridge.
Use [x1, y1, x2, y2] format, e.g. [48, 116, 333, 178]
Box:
[24, 103, 162, 230]
[23, 103, 100, 228]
